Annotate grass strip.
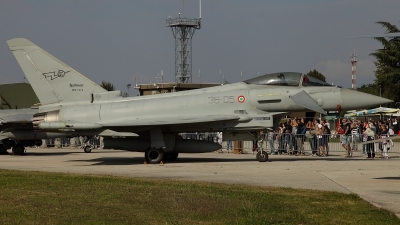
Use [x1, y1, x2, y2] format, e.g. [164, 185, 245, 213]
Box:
[0, 169, 398, 225]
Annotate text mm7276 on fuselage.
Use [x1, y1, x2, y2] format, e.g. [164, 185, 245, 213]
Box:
[7, 38, 391, 163]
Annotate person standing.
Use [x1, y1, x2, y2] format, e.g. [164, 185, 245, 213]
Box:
[216, 132, 223, 153]
[99, 136, 104, 150]
[226, 140, 233, 153]
[79, 136, 85, 148]
[363, 122, 375, 159]
[291, 118, 298, 154]
[285, 120, 293, 154]
[277, 123, 286, 154]
[380, 125, 390, 159]
[316, 124, 326, 156]
[267, 129, 276, 155]
[388, 126, 394, 137]
[392, 118, 399, 135]
[350, 121, 360, 152]
[322, 120, 331, 156]
[308, 120, 318, 156]
[296, 118, 306, 156]
[341, 118, 352, 157]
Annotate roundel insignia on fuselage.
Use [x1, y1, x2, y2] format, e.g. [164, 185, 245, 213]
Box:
[237, 95, 245, 103]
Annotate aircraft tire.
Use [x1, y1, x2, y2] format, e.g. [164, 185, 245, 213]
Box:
[256, 151, 268, 162]
[84, 146, 92, 153]
[164, 152, 179, 161]
[145, 148, 164, 164]
[12, 145, 25, 155]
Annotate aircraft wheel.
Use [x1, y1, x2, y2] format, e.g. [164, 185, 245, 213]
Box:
[164, 152, 179, 161]
[84, 146, 92, 153]
[256, 151, 268, 162]
[12, 145, 25, 155]
[145, 148, 164, 164]
[0, 144, 8, 155]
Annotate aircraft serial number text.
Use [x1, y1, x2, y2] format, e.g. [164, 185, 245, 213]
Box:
[72, 89, 84, 91]
[208, 96, 235, 104]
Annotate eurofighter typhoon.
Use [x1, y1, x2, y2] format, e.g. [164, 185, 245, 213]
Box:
[7, 38, 391, 163]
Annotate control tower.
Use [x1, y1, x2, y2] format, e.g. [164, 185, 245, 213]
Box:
[166, 9, 201, 83]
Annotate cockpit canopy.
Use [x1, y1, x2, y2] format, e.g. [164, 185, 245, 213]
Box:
[243, 72, 334, 87]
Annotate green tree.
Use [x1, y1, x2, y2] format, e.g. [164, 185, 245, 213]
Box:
[357, 83, 380, 96]
[305, 69, 326, 82]
[370, 21, 400, 106]
[100, 81, 115, 91]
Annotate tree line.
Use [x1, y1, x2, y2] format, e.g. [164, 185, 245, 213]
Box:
[357, 21, 400, 108]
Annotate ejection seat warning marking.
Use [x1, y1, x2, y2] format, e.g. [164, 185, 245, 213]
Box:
[237, 95, 245, 103]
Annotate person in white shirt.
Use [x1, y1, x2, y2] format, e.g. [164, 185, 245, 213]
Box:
[388, 126, 394, 136]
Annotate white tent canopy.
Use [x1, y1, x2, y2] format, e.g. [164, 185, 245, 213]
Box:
[345, 107, 399, 118]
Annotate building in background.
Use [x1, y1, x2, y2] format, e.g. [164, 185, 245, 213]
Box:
[0, 83, 39, 109]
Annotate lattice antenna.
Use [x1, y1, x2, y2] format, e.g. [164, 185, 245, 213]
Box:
[166, 0, 201, 83]
[350, 50, 357, 90]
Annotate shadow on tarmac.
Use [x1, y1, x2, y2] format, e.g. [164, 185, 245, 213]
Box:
[2, 149, 120, 157]
[373, 177, 400, 180]
[69, 156, 259, 166]
[66, 154, 385, 166]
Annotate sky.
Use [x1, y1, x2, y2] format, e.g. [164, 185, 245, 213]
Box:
[0, 0, 399, 95]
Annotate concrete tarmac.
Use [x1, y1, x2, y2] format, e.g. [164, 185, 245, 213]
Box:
[0, 148, 399, 218]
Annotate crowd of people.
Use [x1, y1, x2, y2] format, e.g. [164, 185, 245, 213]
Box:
[251, 117, 398, 159]
[255, 118, 331, 156]
[343, 118, 397, 159]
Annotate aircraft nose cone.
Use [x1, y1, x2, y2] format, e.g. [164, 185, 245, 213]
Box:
[340, 89, 392, 109]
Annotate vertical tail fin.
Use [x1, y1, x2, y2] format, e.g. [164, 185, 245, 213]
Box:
[7, 38, 106, 105]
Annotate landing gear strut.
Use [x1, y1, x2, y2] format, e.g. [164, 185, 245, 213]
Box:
[82, 136, 93, 153]
[145, 148, 164, 164]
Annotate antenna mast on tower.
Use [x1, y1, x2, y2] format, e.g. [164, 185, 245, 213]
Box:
[166, 0, 201, 83]
[350, 50, 357, 90]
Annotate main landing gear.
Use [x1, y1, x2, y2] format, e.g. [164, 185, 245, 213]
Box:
[81, 136, 94, 153]
[145, 148, 164, 164]
[255, 139, 268, 162]
[144, 148, 180, 164]
[12, 144, 25, 155]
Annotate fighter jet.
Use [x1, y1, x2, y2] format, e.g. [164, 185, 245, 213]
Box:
[7, 38, 392, 163]
[0, 108, 67, 154]
[0, 107, 140, 155]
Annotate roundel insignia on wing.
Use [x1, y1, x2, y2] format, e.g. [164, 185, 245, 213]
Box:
[237, 95, 245, 103]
